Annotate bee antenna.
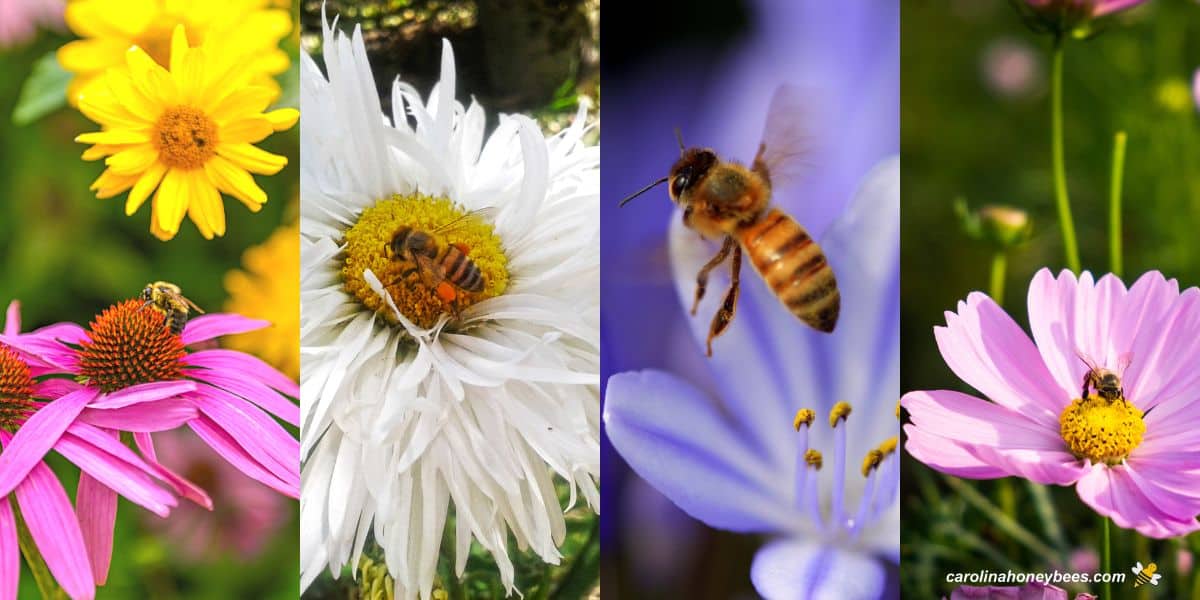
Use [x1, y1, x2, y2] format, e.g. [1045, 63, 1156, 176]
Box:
[674, 128, 685, 154]
[619, 176, 670, 207]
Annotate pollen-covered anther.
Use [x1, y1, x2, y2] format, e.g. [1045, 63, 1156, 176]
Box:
[1059, 394, 1145, 465]
[152, 106, 219, 169]
[895, 400, 900, 420]
[341, 193, 509, 329]
[793, 408, 815, 431]
[829, 401, 852, 428]
[878, 436, 898, 457]
[861, 449, 884, 477]
[805, 449, 823, 470]
[78, 299, 186, 393]
[0, 346, 35, 430]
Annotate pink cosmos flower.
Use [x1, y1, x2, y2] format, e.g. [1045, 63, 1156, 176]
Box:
[1019, 0, 1148, 31]
[0, 0, 62, 49]
[143, 428, 289, 561]
[0, 301, 193, 599]
[948, 582, 1094, 599]
[904, 269, 1200, 538]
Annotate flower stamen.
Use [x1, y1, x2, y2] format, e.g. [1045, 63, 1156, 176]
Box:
[78, 299, 186, 392]
[341, 194, 509, 329]
[1060, 394, 1145, 465]
[0, 346, 35, 431]
[153, 106, 219, 170]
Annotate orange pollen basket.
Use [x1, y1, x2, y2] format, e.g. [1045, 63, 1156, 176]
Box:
[0, 345, 36, 431]
[78, 300, 186, 393]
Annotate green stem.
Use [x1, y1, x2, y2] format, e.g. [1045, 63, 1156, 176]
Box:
[1103, 516, 1112, 600]
[1109, 131, 1127, 278]
[989, 252, 1008, 306]
[14, 505, 67, 600]
[1051, 37, 1081, 273]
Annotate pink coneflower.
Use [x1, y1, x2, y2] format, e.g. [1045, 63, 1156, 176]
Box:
[144, 428, 289, 561]
[1193, 69, 1199, 113]
[904, 269, 1200, 538]
[0, 300, 194, 599]
[0, 0, 62, 49]
[2, 299, 300, 505]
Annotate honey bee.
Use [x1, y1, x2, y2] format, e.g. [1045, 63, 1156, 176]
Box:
[1077, 352, 1131, 402]
[138, 281, 204, 335]
[387, 209, 496, 314]
[619, 85, 839, 356]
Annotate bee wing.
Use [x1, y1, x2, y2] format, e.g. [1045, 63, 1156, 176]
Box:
[755, 84, 811, 189]
[1150, 573, 1162, 584]
[1075, 349, 1100, 372]
[413, 253, 446, 285]
[1117, 352, 1133, 376]
[1132, 562, 1143, 574]
[429, 207, 500, 235]
[179, 294, 205, 314]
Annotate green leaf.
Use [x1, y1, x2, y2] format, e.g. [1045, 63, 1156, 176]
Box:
[12, 52, 70, 126]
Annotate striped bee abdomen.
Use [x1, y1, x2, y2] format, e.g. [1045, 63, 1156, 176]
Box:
[736, 208, 839, 333]
[442, 245, 485, 292]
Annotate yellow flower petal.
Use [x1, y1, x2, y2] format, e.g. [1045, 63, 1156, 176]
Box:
[154, 169, 189, 235]
[76, 130, 149, 145]
[216, 143, 287, 175]
[58, 39, 129, 73]
[169, 24, 188, 75]
[90, 168, 139, 199]
[220, 118, 273, 144]
[126, 162, 167, 215]
[264, 108, 299, 132]
[106, 145, 158, 175]
[185, 171, 226, 239]
[204, 156, 266, 210]
[209, 87, 275, 124]
[79, 92, 150, 131]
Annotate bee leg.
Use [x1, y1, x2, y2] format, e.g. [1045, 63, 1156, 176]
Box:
[692, 236, 736, 316]
[705, 245, 741, 357]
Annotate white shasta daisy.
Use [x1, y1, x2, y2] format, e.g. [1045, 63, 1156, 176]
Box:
[299, 12, 600, 600]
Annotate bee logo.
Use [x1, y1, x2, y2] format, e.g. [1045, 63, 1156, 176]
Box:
[1131, 561, 1161, 587]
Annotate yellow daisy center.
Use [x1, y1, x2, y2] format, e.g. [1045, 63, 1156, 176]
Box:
[1059, 395, 1145, 465]
[153, 106, 219, 170]
[0, 346, 36, 432]
[342, 194, 509, 329]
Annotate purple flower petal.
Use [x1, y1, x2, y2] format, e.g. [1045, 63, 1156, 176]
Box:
[75, 473, 116, 585]
[184, 349, 299, 398]
[88, 380, 196, 409]
[604, 370, 791, 533]
[190, 370, 299, 426]
[56, 424, 177, 517]
[14, 458, 94, 600]
[0, 497, 17, 600]
[0, 387, 96, 499]
[180, 313, 269, 346]
[132, 433, 212, 510]
[187, 387, 299, 489]
[2, 302, 18, 337]
[189, 416, 298, 498]
[79, 400, 197, 432]
[750, 538, 885, 600]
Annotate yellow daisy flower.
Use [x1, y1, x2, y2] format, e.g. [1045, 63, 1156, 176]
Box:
[223, 221, 299, 380]
[76, 25, 299, 240]
[57, 0, 291, 106]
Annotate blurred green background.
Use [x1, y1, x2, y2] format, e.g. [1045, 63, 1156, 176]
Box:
[902, 1, 1200, 598]
[298, 1, 599, 599]
[0, 5, 299, 599]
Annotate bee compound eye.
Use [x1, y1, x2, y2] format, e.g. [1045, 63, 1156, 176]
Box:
[672, 174, 689, 197]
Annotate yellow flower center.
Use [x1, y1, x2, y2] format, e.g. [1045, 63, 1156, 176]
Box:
[1059, 395, 1145, 465]
[0, 345, 35, 432]
[78, 300, 187, 393]
[342, 194, 509, 329]
[153, 106, 219, 170]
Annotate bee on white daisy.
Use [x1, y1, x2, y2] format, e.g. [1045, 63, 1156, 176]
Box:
[299, 11, 600, 600]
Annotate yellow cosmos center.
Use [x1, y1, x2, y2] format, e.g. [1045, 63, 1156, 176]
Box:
[341, 194, 509, 329]
[1060, 395, 1145, 465]
[153, 106, 219, 170]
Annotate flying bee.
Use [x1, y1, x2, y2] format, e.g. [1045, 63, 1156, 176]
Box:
[386, 208, 497, 316]
[1077, 352, 1132, 403]
[619, 84, 839, 356]
[138, 281, 204, 335]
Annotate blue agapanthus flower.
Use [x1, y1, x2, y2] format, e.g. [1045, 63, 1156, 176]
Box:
[605, 157, 899, 599]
